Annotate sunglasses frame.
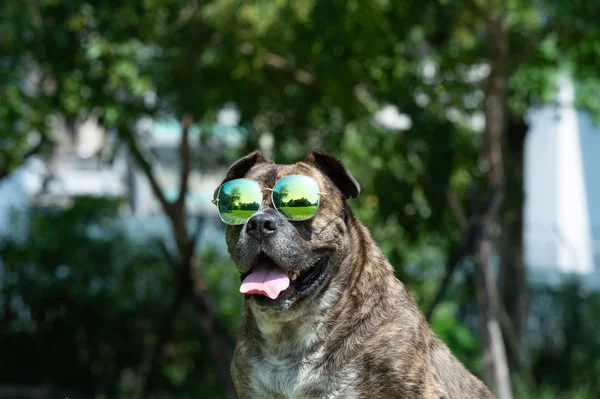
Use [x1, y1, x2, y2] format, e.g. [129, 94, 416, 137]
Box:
[212, 175, 330, 225]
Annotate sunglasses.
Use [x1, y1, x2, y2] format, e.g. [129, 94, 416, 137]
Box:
[212, 175, 329, 225]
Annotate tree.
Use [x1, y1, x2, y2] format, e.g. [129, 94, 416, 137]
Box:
[287, 197, 312, 207]
[273, 184, 289, 207]
[229, 187, 242, 210]
[0, 196, 243, 398]
[417, 3, 600, 396]
[1, 1, 239, 397]
[198, 1, 600, 397]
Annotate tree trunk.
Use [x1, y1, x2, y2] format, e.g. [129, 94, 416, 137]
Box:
[473, 232, 512, 399]
[121, 124, 237, 399]
[474, 6, 513, 399]
[141, 284, 187, 397]
[190, 286, 237, 399]
[499, 115, 528, 371]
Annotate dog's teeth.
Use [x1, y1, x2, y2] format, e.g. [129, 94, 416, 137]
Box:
[289, 271, 299, 281]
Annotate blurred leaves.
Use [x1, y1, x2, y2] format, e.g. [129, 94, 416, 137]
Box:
[0, 197, 239, 398]
[1, 0, 600, 397]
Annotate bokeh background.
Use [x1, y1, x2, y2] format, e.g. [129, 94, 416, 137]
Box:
[1, 1, 600, 398]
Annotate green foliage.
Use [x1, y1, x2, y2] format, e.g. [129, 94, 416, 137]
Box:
[430, 301, 482, 373]
[201, 246, 244, 335]
[0, 198, 240, 398]
[2, 0, 600, 397]
[528, 282, 600, 397]
[516, 385, 598, 399]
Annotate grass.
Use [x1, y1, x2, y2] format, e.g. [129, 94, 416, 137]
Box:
[221, 206, 318, 223]
[221, 209, 257, 224]
[278, 205, 318, 219]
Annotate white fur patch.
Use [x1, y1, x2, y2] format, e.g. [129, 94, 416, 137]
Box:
[244, 288, 355, 398]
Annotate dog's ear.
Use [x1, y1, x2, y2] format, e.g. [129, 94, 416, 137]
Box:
[213, 151, 270, 199]
[305, 151, 360, 199]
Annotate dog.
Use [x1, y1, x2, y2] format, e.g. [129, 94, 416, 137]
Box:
[214, 151, 495, 399]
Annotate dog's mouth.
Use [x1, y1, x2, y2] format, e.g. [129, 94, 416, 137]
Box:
[239, 253, 329, 302]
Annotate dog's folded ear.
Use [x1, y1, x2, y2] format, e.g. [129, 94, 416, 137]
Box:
[305, 151, 360, 199]
[213, 151, 270, 199]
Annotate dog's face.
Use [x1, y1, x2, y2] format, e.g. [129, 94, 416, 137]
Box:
[214, 151, 360, 312]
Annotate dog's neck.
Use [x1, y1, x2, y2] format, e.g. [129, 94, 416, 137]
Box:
[248, 305, 325, 359]
[246, 267, 345, 355]
[337, 214, 396, 291]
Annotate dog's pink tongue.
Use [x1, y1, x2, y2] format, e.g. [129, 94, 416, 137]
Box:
[240, 263, 290, 299]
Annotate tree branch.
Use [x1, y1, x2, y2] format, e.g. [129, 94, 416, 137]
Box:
[507, 25, 554, 79]
[189, 289, 237, 399]
[446, 188, 469, 233]
[122, 121, 236, 398]
[425, 245, 467, 321]
[239, 42, 317, 86]
[426, 187, 473, 320]
[184, 216, 204, 268]
[475, 9, 512, 397]
[120, 127, 173, 216]
[140, 284, 188, 398]
[498, 299, 527, 372]
[0, 135, 52, 180]
[157, 239, 179, 271]
[23, 137, 49, 159]
[189, 288, 235, 349]
[177, 115, 194, 205]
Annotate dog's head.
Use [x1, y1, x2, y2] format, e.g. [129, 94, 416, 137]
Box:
[214, 151, 360, 312]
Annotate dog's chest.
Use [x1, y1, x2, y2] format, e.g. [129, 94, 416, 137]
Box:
[243, 322, 354, 399]
[249, 325, 326, 398]
[248, 350, 360, 399]
[250, 351, 323, 399]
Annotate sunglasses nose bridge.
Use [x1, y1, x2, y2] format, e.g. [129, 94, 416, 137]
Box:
[260, 187, 274, 208]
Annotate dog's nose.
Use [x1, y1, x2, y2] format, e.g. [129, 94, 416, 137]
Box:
[246, 213, 278, 239]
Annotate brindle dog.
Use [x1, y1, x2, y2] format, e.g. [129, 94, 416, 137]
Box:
[215, 151, 495, 399]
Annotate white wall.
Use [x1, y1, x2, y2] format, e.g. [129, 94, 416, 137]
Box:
[525, 76, 599, 288]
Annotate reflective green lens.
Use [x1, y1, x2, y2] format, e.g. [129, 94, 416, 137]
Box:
[272, 175, 320, 221]
[217, 179, 262, 225]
